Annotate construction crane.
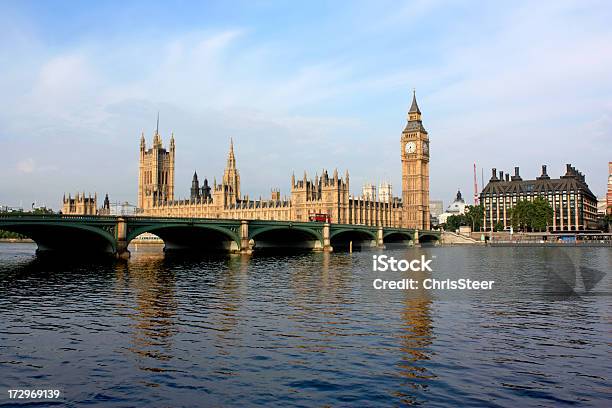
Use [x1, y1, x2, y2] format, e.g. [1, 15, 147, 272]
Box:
[473, 162, 479, 205]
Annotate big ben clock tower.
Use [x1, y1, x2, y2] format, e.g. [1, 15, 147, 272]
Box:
[401, 90, 430, 230]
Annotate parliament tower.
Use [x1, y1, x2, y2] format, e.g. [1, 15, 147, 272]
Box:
[401, 91, 430, 230]
[138, 119, 175, 210]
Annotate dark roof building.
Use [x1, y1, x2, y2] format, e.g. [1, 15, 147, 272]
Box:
[480, 164, 598, 231]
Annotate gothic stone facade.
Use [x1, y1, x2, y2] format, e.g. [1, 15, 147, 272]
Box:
[139, 94, 430, 229]
[62, 193, 97, 215]
[62, 193, 111, 215]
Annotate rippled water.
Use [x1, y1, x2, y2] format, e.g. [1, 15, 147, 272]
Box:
[0, 243, 610, 407]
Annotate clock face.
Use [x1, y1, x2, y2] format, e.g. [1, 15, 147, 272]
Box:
[405, 142, 416, 154]
[423, 142, 429, 155]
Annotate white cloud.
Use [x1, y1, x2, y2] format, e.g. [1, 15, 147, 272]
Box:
[16, 158, 35, 173]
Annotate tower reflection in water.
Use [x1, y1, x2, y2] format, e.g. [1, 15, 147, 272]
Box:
[114, 251, 178, 376]
[397, 271, 435, 403]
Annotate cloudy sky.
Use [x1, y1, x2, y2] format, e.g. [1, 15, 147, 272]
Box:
[0, 0, 610, 210]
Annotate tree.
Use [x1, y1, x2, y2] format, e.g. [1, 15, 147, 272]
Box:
[444, 214, 468, 232]
[464, 204, 484, 232]
[531, 197, 553, 231]
[493, 222, 504, 232]
[509, 198, 553, 232]
[509, 200, 532, 232]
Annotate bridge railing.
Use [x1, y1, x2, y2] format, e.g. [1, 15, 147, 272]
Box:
[0, 213, 118, 221]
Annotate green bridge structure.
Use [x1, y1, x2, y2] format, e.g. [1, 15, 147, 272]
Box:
[0, 214, 440, 258]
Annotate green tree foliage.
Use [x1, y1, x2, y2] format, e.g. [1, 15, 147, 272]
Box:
[531, 197, 553, 231]
[493, 222, 504, 231]
[0, 230, 25, 239]
[508, 199, 553, 232]
[444, 214, 467, 231]
[464, 204, 484, 232]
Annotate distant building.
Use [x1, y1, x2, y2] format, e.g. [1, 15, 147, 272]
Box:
[98, 194, 111, 215]
[429, 200, 444, 218]
[62, 193, 97, 215]
[438, 190, 467, 225]
[480, 164, 598, 231]
[362, 183, 376, 201]
[429, 200, 444, 226]
[597, 197, 607, 215]
[379, 182, 392, 203]
[61, 193, 111, 215]
[0, 205, 24, 213]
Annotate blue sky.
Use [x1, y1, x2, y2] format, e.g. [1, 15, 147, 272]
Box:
[1, 0, 611, 209]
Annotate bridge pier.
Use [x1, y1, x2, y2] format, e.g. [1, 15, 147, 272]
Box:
[323, 223, 333, 252]
[116, 217, 130, 259]
[240, 220, 253, 254]
[377, 226, 385, 248]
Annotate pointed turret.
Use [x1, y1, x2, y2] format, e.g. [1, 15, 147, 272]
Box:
[191, 171, 200, 200]
[140, 131, 146, 151]
[409, 89, 421, 114]
[404, 89, 426, 132]
[170, 131, 175, 151]
[222, 137, 240, 200]
[201, 178, 211, 200]
[227, 137, 236, 168]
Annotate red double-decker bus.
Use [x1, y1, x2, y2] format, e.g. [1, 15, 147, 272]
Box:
[308, 212, 330, 223]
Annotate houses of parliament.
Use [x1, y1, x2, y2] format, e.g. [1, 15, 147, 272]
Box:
[134, 93, 431, 229]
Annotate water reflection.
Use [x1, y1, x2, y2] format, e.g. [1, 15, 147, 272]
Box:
[0, 243, 609, 407]
[395, 248, 436, 404]
[115, 252, 178, 376]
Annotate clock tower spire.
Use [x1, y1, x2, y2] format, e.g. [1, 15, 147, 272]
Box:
[401, 90, 430, 230]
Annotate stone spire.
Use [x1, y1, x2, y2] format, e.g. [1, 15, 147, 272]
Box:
[222, 138, 240, 200]
[153, 113, 162, 147]
[409, 89, 421, 114]
[227, 137, 236, 168]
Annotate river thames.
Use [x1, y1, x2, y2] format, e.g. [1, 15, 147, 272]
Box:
[0, 243, 610, 407]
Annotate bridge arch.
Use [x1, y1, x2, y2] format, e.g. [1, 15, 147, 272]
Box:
[383, 231, 414, 248]
[126, 224, 241, 252]
[418, 233, 440, 244]
[0, 221, 117, 254]
[249, 225, 323, 252]
[330, 228, 377, 251]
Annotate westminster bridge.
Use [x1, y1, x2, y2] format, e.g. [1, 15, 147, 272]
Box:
[0, 214, 440, 258]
